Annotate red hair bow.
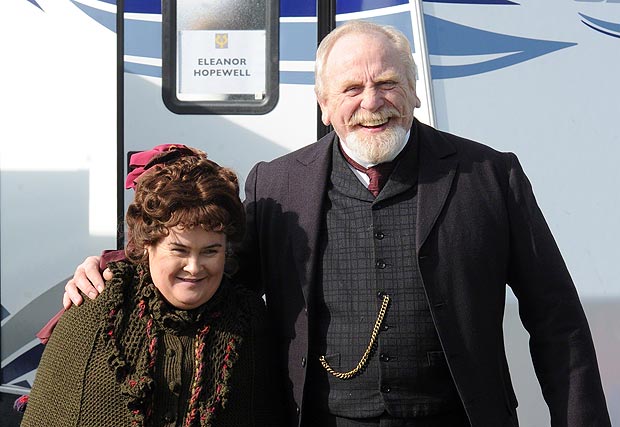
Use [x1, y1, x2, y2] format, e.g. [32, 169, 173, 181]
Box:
[125, 144, 196, 190]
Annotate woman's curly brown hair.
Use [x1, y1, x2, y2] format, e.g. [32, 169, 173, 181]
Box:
[124, 149, 245, 265]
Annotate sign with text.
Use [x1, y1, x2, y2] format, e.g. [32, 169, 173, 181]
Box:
[161, 0, 278, 114]
[178, 30, 266, 99]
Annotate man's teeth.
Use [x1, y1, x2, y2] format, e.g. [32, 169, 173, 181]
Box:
[360, 118, 388, 126]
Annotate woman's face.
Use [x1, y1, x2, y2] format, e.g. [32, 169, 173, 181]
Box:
[146, 226, 226, 310]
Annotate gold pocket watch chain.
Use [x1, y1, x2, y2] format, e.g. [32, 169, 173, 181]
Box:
[319, 294, 390, 380]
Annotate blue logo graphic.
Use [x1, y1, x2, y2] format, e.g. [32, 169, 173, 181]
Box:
[579, 13, 620, 39]
[72, 0, 116, 32]
[67, 0, 576, 81]
[25, 0, 42, 10]
[17, 0, 589, 85]
[424, 15, 576, 79]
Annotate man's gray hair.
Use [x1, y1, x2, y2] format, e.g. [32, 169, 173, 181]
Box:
[314, 21, 418, 100]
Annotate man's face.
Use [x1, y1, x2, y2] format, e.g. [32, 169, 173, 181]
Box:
[318, 31, 420, 164]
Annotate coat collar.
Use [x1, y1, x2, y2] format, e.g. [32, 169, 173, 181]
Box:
[288, 131, 335, 304]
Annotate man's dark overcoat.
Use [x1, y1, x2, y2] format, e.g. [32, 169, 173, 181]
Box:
[236, 119, 610, 427]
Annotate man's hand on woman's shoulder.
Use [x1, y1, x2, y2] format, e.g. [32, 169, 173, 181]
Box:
[62, 256, 109, 309]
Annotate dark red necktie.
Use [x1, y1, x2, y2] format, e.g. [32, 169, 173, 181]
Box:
[340, 149, 395, 197]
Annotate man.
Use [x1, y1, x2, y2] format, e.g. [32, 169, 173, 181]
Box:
[64, 21, 610, 426]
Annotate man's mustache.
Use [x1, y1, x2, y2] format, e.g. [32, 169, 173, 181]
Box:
[346, 108, 407, 126]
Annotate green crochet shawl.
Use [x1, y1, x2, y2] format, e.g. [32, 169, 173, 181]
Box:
[104, 261, 250, 426]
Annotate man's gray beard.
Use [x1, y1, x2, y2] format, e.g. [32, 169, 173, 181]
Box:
[344, 125, 408, 165]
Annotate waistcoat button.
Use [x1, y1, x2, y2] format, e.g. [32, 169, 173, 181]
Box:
[377, 291, 389, 299]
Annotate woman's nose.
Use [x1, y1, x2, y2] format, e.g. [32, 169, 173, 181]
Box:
[184, 256, 202, 274]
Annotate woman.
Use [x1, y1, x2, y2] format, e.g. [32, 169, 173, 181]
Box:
[21, 145, 280, 426]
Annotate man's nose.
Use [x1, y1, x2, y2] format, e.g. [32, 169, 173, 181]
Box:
[360, 88, 384, 112]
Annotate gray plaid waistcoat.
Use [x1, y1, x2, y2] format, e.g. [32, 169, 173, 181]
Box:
[308, 140, 462, 419]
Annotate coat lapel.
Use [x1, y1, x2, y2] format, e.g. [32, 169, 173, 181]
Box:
[287, 132, 335, 304]
[415, 120, 459, 252]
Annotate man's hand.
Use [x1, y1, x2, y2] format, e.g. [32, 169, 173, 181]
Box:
[62, 256, 111, 309]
